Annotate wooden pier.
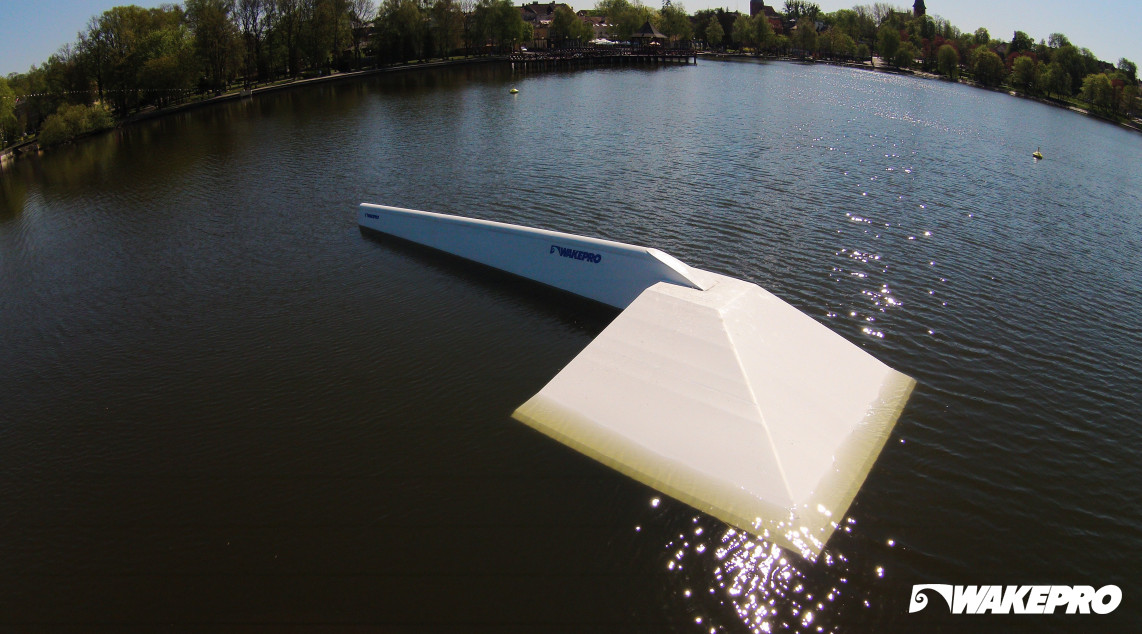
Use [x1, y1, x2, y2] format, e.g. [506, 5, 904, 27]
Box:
[508, 48, 697, 72]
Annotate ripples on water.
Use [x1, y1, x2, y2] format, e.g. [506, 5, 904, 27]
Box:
[2, 61, 1141, 631]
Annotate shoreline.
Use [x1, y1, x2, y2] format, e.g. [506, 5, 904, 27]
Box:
[1, 56, 503, 166]
[3, 53, 1138, 167]
[699, 52, 1142, 135]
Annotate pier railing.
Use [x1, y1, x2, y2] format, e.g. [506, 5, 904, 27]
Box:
[508, 47, 697, 69]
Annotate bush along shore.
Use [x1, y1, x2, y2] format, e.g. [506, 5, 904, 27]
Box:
[2, 1, 1139, 160]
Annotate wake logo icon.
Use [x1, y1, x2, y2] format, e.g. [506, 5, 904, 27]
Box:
[909, 584, 1121, 615]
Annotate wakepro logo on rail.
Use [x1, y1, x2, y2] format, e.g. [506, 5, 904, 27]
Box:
[549, 244, 602, 264]
[909, 584, 1121, 615]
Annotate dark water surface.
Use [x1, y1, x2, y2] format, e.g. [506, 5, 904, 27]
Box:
[2, 60, 1140, 631]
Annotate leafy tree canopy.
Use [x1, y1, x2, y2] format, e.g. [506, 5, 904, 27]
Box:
[659, 4, 693, 42]
[783, 0, 821, 23]
[936, 43, 958, 78]
[1118, 58, 1138, 83]
[0, 77, 18, 146]
[1010, 30, 1033, 53]
[893, 41, 917, 68]
[878, 24, 900, 60]
[705, 14, 724, 47]
[973, 46, 1006, 87]
[1048, 32, 1070, 49]
[1010, 55, 1038, 93]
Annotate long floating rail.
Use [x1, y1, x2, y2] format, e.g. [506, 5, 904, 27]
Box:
[358, 203, 914, 560]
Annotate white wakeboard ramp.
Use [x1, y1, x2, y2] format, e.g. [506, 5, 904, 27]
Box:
[359, 203, 914, 560]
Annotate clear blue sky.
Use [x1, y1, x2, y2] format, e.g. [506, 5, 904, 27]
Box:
[3, 0, 1140, 77]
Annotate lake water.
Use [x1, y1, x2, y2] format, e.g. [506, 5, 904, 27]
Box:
[2, 59, 1140, 632]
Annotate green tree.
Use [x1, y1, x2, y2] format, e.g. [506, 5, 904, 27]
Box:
[856, 42, 870, 61]
[704, 15, 723, 48]
[550, 4, 577, 44]
[74, 5, 195, 112]
[186, 0, 241, 91]
[1118, 58, 1138, 83]
[236, 0, 272, 80]
[834, 7, 873, 43]
[791, 21, 817, 57]
[1122, 83, 1139, 116]
[1010, 55, 1038, 93]
[275, 0, 305, 75]
[877, 25, 899, 62]
[550, 4, 591, 46]
[378, 0, 425, 61]
[1047, 32, 1069, 49]
[348, 0, 377, 67]
[818, 28, 854, 59]
[783, 0, 821, 23]
[0, 77, 17, 147]
[37, 102, 114, 147]
[972, 46, 1005, 86]
[1010, 30, 1032, 53]
[298, 0, 349, 72]
[1052, 44, 1089, 95]
[473, 0, 525, 52]
[1080, 73, 1114, 111]
[893, 41, 917, 68]
[913, 14, 935, 42]
[4, 69, 51, 134]
[869, 3, 893, 28]
[76, 12, 115, 106]
[138, 37, 197, 107]
[1040, 61, 1071, 98]
[972, 27, 989, 46]
[659, 4, 692, 44]
[839, 6, 874, 42]
[732, 13, 754, 49]
[751, 12, 774, 51]
[41, 44, 92, 108]
[772, 33, 790, 55]
[496, 0, 527, 50]
[936, 43, 959, 78]
[594, 0, 654, 42]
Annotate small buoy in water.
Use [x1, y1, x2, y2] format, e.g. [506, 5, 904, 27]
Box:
[1033, 147, 1044, 159]
[509, 88, 519, 94]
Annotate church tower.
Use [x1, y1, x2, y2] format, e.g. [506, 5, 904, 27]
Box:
[914, 0, 926, 17]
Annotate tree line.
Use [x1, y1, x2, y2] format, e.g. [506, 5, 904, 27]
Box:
[688, 2, 1138, 117]
[2, 0, 1139, 150]
[0, 0, 532, 148]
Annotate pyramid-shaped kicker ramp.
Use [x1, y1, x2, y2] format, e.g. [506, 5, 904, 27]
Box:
[513, 276, 914, 559]
[359, 203, 915, 560]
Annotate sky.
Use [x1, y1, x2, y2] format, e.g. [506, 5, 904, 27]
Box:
[2, 0, 1140, 77]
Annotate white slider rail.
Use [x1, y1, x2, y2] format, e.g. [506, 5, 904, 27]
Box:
[359, 203, 915, 560]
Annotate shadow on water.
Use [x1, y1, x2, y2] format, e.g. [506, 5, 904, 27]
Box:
[0, 131, 125, 212]
[358, 226, 619, 337]
[0, 172, 26, 220]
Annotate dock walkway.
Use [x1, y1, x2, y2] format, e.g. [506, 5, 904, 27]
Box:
[509, 48, 697, 71]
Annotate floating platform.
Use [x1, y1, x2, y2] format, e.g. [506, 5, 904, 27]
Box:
[358, 203, 914, 560]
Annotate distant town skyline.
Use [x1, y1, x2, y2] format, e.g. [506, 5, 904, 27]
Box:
[3, 0, 1139, 77]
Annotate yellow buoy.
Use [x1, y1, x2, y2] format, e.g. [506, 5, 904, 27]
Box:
[1033, 147, 1044, 159]
[509, 88, 519, 94]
